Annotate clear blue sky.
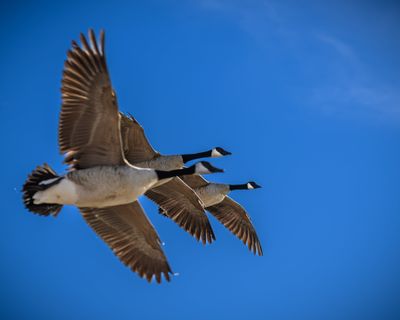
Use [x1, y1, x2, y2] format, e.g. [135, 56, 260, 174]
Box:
[1, 1, 400, 319]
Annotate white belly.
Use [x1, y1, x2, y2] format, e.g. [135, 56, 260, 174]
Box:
[77, 184, 148, 208]
[33, 178, 78, 205]
[33, 166, 157, 208]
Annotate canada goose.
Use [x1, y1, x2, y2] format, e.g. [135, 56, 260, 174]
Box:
[22, 30, 224, 283]
[120, 114, 231, 174]
[179, 175, 263, 255]
[120, 113, 231, 244]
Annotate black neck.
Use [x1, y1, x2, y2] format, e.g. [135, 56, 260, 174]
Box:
[181, 150, 212, 163]
[156, 166, 196, 180]
[229, 184, 248, 191]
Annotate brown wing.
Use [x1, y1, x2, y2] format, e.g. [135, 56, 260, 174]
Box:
[120, 113, 160, 164]
[180, 174, 210, 189]
[80, 202, 172, 283]
[145, 178, 215, 244]
[60, 29, 125, 169]
[207, 197, 263, 256]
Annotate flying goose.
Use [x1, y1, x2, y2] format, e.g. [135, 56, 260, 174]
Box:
[22, 30, 223, 283]
[179, 175, 263, 255]
[120, 113, 231, 244]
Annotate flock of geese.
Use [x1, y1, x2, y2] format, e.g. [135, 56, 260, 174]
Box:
[22, 29, 262, 283]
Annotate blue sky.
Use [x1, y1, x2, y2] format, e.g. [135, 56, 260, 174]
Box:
[1, 0, 400, 319]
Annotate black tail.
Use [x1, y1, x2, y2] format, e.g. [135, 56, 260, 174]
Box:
[22, 164, 63, 216]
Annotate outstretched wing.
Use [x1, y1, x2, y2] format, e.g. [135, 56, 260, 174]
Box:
[80, 201, 173, 283]
[207, 197, 263, 256]
[145, 178, 215, 244]
[120, 113, 160, 164]
[60, 29, 125, 169]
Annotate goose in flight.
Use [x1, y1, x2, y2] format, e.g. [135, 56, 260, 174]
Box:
[22, 29, 223, 283]
[180, 175, 263, 255]
[120, 113, 231, 244]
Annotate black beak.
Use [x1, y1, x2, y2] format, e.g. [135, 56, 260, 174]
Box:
[251, 182, 262, 189]
[201, 161, 224, 173]
[216, 147, 232, 156]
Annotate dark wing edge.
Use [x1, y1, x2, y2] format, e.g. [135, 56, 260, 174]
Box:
[80, 202, 173, 283]
[145, 178, 216, 244]
[207, 197, 263, 256]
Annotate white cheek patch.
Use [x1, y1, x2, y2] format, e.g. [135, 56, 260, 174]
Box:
[211, 148, 223, 157]
[247, 183, 254, 189]
[195, 162, 209, 174]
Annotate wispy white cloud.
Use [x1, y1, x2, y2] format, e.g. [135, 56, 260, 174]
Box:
[310, 82, 400, 121]
[197, 0, 400, 122]
[315, 33, 356, 60]
[311, 33, 400, 121]
[197, 0, 288, 45]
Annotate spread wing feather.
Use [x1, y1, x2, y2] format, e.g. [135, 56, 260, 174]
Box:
[60, 29, 125, 169]
[145, 178, 215, 244]
[80, 202, 172, 283]
[207, 197, 263, 256]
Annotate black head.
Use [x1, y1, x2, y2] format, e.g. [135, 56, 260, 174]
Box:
[194, 161, 224, 174]
[212, 147, 232, 157]
[247, 181, 262, 189]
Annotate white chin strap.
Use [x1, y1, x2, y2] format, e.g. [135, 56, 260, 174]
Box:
[195, 162, 209, 174]
[247, 183, 254, 189]
[211, 148, 223, 157]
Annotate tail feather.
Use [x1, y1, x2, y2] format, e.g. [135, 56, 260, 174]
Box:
[158, 207, 169, 217]
[22, 164, 63, 216]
